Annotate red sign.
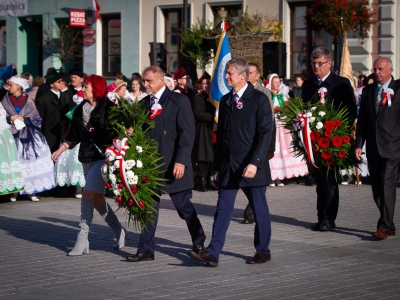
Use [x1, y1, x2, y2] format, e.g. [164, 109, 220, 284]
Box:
[82, 28, 96, 37]
[83, 37, 96, 46]
[70, 10, 87, 27]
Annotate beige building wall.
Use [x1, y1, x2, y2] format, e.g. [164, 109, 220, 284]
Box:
[139, 0, 280, 75]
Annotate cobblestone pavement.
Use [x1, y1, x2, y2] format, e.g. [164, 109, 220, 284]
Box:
[1, 181, 400, 300]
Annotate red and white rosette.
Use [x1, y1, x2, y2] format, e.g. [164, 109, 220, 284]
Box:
[104, 138, 142, 209]
[73, 90, 84, 105]
[382, 88, 394, 107]
[294, 112, 318, 168]
[149, 103, 162, 120]
[236, 101, 243, 109]
[318, 87, 328, 104]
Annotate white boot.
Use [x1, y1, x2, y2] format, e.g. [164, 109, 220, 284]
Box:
[68, 200, 94, 256]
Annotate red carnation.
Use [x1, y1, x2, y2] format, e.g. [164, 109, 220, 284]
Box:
[334, 119, 341, 127]
[318, 137, 330, 149]
[105, 182, 111, 189]
[321, 151, 333, 160]
[131, 185, 138, 194]
[326, 161, 334, 166]
[338, 150, 347, 159]
[142, 177, 149, 183]
[324, 130, 332, 138]
[128, 199, 134, 207]
[312, 145, 320, 152]
[116, 196, 122, 202]
[343, 135, 351, 143]
[324, 120, 335, 131]
[139, 201, 145, 208]
[310, 131, 320, 142]
[118, 183, 124, 189]
[332, 136, 343, 147]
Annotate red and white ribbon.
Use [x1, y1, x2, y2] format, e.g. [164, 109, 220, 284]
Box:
[104, 138, 141, 209]
[150, 103, 162, 120]
[318, 87, 328, 104]
[382, 88, 394, 107]
[294, 113, 318, 168]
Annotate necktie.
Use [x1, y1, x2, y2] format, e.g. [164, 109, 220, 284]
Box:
[232, 93, 239, 110]
[376, 85, 383, 112]
[150, 96, 157, 106]
[318, 79, 322, 86]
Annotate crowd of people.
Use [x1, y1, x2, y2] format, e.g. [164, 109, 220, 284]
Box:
[0, 46, 399, 265]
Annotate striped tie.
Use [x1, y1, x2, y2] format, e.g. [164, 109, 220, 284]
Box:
[376, 86, 383, 112]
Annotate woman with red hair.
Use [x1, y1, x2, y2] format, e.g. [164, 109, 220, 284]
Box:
[52, 75, 127, 256]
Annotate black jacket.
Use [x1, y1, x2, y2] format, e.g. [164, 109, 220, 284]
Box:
[356, 79, 400, 159]
[62, 98, 115, 163]
[216, 84, 273, 188]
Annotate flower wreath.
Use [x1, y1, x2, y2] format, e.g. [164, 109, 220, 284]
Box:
[105, 98, 165, 231]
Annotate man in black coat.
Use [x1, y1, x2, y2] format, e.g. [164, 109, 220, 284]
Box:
[126, 66, 206, 262]
[68, 68, 84, 97]
[188, 58, 273, 267]
[192, 72, 218, 192]
[356, 57, 400, 240]
[302, 47, 357, 231]
[36, 69, 75, 153]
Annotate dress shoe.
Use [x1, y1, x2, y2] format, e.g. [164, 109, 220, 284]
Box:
[247, 251, 271, 264]
[126, 252, 155, 262]
[242, 219, 255, 224]
[372, 229, 388, 240]
[311, 221, 321, 230]
[319, 219, 334, 231]
[187, 250, 218, 267]
[196, 177, 208, 192]
[207, 177, 219, 191]
[388, 230, 396, 236]
[192, 235, 206, 253]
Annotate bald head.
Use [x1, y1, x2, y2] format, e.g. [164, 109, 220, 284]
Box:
[373, 57, 393, 85]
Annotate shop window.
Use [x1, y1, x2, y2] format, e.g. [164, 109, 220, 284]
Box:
[102, 14, 121, 76]
[163, 9, 181, 73]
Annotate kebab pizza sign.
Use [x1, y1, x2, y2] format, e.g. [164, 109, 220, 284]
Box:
[70, 10, 86, 27]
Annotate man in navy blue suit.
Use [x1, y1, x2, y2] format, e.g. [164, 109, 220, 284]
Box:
[126, 66, 206, 262]
[188, 58, 273, 267]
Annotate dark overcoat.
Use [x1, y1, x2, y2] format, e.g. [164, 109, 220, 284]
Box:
[356, 79, 400, 159]
[192, 91, 215, 162]
[143, 87, 195, 194]
[36, 90, 74, 152]
[302, 72, 357, 124]
[216, 84, 273, 188]
[62, 98, 115, 163]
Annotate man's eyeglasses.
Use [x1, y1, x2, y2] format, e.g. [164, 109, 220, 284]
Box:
[310, 61, 330, 67]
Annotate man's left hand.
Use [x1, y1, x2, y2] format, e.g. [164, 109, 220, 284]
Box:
[173, 162, 185, 179]
[243, 164, 257, 179]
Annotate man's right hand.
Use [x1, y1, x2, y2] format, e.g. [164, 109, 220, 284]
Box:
[355, 148, 362, 160]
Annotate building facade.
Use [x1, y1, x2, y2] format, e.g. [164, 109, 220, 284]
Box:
[0, 0, 398, 79]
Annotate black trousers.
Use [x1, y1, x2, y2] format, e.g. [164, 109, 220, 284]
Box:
[196, 161, 215, 177]
[315, 167, 339, 222]
[368, 156, 400, 231]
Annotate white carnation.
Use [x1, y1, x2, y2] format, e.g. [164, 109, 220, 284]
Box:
[114, 160, 120, 169]
[126, 170, 135, 179]
[310, 107, 317, 111]
[136, 146, 143, 153]
[125, 160, 136, 169]
[310, 117, 316, 123]
[128, 179, 135, 185]
[108, 155, 116, 162]
[318, 111, 326, 117]
[306, 112, 313, 118]
[113, 189, 120, 196]
[109, 174, 116, 183]
[136, 160, 143, 168]
[316, 122, 323, 130]
[109, 166, 116, 173]
[102, 165, 108, 174]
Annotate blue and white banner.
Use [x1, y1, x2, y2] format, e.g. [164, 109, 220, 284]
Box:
[0, 0, 28, 17]
[210, 30, 231, 110]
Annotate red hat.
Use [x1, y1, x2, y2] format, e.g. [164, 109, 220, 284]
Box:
[174, 67, 187, 80]
[197, 71, 211, 83]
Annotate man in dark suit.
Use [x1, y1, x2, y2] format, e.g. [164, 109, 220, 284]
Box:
[126, 66, 206, 262]
[68, 68, 84, 97]
[36, 69, 75, 153]
[188, 58, 273, 267]
[355, 57, 400, 240]
[302, 47, 357, 231]
[242, 63, 276, 224]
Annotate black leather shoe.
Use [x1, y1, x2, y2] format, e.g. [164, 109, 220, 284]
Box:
[192, 235, 206, 253]
[319, 219, 334, 231]
[187, 249, 218, 267]
[248, 251, 271, 264]
[242, 219, 255, 224]
[311, 221, 322, 230]
[207, 177, 219, 191]
[126, 252, 154, 262]
[196, 177, 208, 192]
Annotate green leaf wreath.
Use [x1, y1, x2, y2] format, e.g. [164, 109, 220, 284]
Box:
[102, 98, 165, 232]
[280, 96, 360, 180]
